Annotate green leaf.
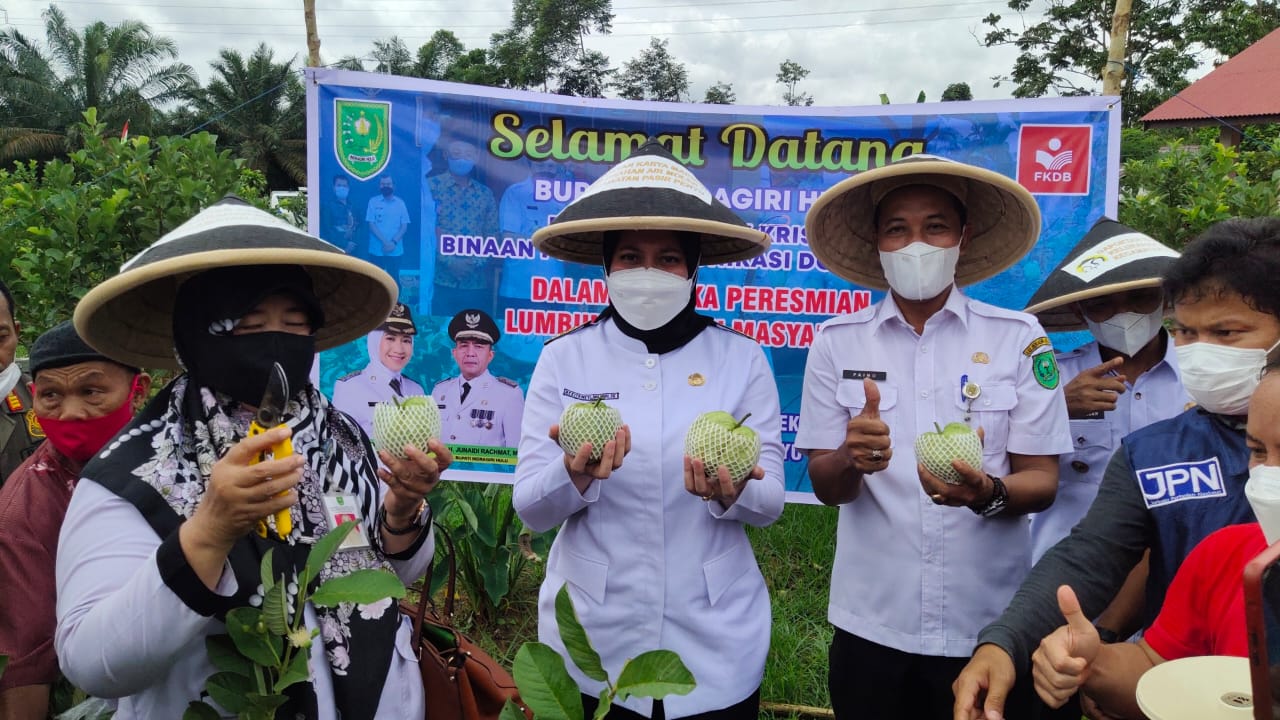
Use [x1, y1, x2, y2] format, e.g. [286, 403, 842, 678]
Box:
[310, 569, 407, 607]
[554, 584, 606, 682]
[304, 520, 358, 586]
[259, 548, 277, 596]
[615, 650, 695, 701]
[499, 699, 529, 720]
[206, 671, 254, 713]
[182, 701, 222, 720]
[244, 693, 289, 714]
[479, 547, 512, 605]
[205, 634, 253, 677]
[225, 607, 283, 668]
[261, 577, 290, 635]
[592, 688, 612, 720]
[274, 643, 312, 693]
[512, 642, 582, 720]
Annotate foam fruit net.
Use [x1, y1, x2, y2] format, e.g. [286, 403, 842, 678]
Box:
[372, 399, 442, 459]
[684, 414, 760, 482]
[558, 401, 624, 462]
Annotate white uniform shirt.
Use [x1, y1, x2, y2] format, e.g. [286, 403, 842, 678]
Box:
[513, 320, 784, 718]
[1028, 335, 1188, 562]
[433, 371, 524, 447]
[332, 362, 427, 438]
[56, 481, 432, 719]
[795, 289, 1073, 657]
[365, 194, 410, 257]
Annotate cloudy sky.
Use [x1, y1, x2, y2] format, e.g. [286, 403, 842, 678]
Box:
[7, 0, 1057, 107]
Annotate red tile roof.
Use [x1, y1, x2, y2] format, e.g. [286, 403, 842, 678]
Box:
[1142, 27, 1280, 124]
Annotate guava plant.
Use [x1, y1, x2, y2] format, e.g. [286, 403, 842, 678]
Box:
[183, 521, 406, 720]
[499, 584, 696, 720]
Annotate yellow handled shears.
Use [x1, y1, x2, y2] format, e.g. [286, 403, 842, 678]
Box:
[250, 362, 294, 539]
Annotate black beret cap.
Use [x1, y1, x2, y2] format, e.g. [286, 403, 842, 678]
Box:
[31, 321, 138, 377]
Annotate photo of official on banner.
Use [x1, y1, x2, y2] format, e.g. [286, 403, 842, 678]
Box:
[305, 68, 1120, 499]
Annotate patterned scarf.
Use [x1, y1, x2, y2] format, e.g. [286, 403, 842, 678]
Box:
[87, 375, 399, 719]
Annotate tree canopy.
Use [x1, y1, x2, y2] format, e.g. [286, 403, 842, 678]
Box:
[981, 0, 1280, 122]
[0, 4, 195, 164]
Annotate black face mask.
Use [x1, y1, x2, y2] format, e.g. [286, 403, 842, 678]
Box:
[187, 331, 315, 406]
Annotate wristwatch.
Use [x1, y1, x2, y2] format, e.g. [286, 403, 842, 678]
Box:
[971, 474, 1008, 518]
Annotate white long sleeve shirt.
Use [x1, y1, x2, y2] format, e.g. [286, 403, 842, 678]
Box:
[514, 319, 784, 718]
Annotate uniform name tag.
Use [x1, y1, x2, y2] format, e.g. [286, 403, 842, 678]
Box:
[563, 389, 620, 401]
[1138, 458, 1227, 508]
[842, 370, 887, 381]
[323, 493, 371, 550]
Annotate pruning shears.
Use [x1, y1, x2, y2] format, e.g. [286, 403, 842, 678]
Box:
[250, 362, 294, 539]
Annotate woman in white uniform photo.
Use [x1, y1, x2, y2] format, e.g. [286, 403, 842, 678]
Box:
[514, 141, 785, 720]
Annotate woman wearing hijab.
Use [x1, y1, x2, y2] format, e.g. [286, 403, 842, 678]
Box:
[514, 141, 785, 720]
[56, 197, 451, 719]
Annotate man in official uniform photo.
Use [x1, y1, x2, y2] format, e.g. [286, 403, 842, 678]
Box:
[0, 280, 41, 486]
[332, 302, 426, 436]
[433, 308, 523, 448]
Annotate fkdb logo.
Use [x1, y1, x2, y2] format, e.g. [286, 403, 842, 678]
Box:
[1138, 458, 1226, 508]
[1017, 124, 1092, 195]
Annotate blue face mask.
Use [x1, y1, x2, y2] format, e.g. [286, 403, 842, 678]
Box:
[420, 119, 441, 150]
[449, 158, 475, 176]
[333, 186, 349, 200]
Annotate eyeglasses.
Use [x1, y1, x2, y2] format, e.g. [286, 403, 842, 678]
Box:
[1078, 287, 1165, 321]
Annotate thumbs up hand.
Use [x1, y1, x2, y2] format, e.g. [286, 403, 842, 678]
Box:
[1031, 585, 1101, 708]
[843, 378, 892, 474]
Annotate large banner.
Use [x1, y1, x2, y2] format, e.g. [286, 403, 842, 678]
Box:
[305, 68, 1120, 500]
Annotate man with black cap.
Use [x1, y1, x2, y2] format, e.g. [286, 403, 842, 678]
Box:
[432, 308, 523, 448]
[796, 154, 1072, 719]
[333, 301, 425, 438]
[0, 280, 42, 486]
[0, 321, 149, 719]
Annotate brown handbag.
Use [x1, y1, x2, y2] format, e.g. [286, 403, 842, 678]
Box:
[401, 526, 530, 720]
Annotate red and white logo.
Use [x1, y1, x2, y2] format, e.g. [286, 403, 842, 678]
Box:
[1017, 124, 1092, 195]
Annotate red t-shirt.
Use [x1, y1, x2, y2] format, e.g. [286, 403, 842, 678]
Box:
[1144, 523, 1268, 660]
[0, 441, 81, 690]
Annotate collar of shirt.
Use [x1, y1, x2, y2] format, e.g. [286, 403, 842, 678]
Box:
[871, 286, 971, 334]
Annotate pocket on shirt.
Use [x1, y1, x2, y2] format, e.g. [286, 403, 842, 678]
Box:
[549, 547, 609, 604]
[1063, 419, 1114, 484]
[703, 542, 757, 606]
[836, 379, 899, 416]
[954, 383, 1017, 459]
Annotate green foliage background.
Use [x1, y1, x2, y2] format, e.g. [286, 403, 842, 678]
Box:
[0, 111, 265, 349]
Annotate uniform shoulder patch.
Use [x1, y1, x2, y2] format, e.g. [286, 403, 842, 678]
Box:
[337, 370, 361, 382]
[497, 376, 520, 388]
[25, 409, 44, 439]
[1032, 350, 1060, 389]
[1022, 336, 1051, 357]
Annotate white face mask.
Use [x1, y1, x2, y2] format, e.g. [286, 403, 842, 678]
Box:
[1246, 464, 1280, 545]
[606, 267, 693, 331]
[879, 242, 960, 301]
[1085, 309, 1165, 357]
[0, 362, 18, 398]
[1175, 338, 1280, 416]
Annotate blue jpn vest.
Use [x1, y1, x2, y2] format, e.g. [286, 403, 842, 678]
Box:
[1122, 408, 1254, 625]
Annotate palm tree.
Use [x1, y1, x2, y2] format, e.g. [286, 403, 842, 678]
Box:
[0, 5, 195, 164]
[189, 44, 306, 189]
